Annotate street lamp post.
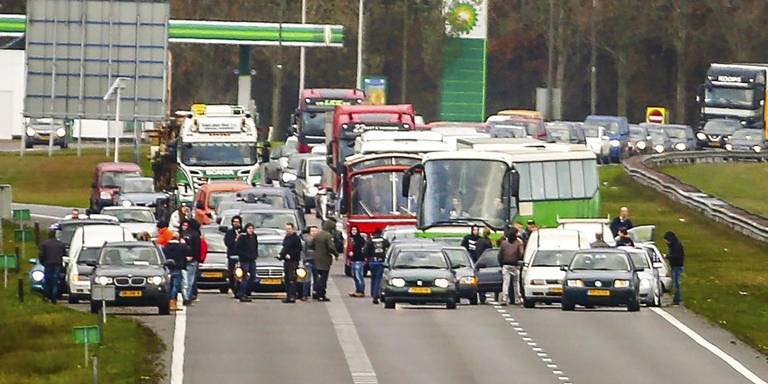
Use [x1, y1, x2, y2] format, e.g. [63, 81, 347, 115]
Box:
[298, 0, 307, 97]
[356, 0, 365, 89]
[103, 77, 131, 163]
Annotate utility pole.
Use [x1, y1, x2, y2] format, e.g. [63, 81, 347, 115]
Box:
[271, 0, 285, 139]
[356, 0, 365, 88]
[400, 0, 408, 103]
[298, 0, 307, 98]
[590, 0, 598, 115]
[546, 0, 555, 120]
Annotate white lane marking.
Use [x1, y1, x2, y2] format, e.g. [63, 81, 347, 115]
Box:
[170, 299, 187, 384]
[532, 347, 543, 352]
[554, 370, 563, 375]
[651, 308, 767, 384]
[326, 276, 379, 384]
[547, 364, 558, 368]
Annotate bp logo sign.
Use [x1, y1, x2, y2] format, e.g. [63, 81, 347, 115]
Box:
[444, 0, 486, 38]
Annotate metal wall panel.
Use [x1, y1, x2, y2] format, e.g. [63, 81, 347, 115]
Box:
[24, 0, 169, 121]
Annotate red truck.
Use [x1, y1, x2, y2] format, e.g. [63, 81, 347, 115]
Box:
[292, 88, 366, 152]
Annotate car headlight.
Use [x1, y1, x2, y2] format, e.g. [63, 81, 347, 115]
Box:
[740, 120, 747, 126]
[566, 279, 584, 287]
[609, 139, 621, 147]
[725, 143, 733, 151]
[296, 267, 308, 280]
[95, 276, 112, 285]
[639, 279, 651, 290]
[459, 276, 477, 285]
[121, 200, 133, 207]
[753, 145, 763, 153]
[31, 270, 45, 281]
[614, 279, 630, 288]
[26, 127, 36, 137]
[654, 144, 665, 153]
[389, 278, 406, 288]
[308, 186, 319, 195]
[149, 276, 164, 285]
[674, 143, 686, 151]
[696, 132, 706, 141]
[235, 267, 244, 279]
[56, 127, 66, 137]
[99, 191, 112, 199]
[530, 279, 547, 285]
[434, 278, 450, 288]
[636, 141, 646, 150]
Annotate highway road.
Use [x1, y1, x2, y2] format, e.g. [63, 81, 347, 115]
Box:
[17, 204, 768, 384]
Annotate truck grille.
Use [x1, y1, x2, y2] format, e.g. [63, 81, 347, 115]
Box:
[114, 277, 146, 287]
[256, 267, 283, 278]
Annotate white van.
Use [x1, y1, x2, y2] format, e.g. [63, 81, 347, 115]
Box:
[66, 224, 135, 303]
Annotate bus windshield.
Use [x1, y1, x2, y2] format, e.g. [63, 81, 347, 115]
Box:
[421, 159, 509, 229]
[705, 86, 756, 109]
[350, 171, 421, 216]
[181, 142, 258, 167]
[301, 111, 328, 138]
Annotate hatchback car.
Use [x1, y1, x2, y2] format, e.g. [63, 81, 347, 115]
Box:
[100, 206, 157, 238]
[620, 246, 663, 307]
[522, 249, 577, 308]
[89, 242, 171, 315]
[628, 124, 650, 154]
[114, 177, 168, 208]
[561, 249, 642, 312]
[441, 246, 478, 305]
[382, 247, 459, 309]
[474, 248, 502, 304]
[231, 234, 307, 295]
[697, 119, 741, 149]
[646, 126, 673, 154]
[25, 117, 70, 148]
[726, 129, 766, 153]
[661, 124, 697, 151]
[198, 224, 230, 293]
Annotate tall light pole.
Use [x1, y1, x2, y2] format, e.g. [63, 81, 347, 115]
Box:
[356, 0, 365, 88]
[590, 0, 598, 115]
[103, 77, 131, 163]
[298, 0, 307, 98]
[400, 0, 408, 103]
[546, 0, 555, 120]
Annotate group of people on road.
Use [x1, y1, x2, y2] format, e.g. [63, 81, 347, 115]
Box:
[346, 227, 391, 304]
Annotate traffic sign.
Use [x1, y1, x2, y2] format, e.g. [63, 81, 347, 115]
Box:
[12, 209, 30, 221]
[72, 325, 101, 345]
[0, 255, 18, 269]
[91, 285, 115, 301]
[14, 229, 33, 243]
[645, 107, 669, 124]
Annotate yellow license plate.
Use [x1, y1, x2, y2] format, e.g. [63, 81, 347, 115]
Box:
[260, 278, 282, 285]
[119, 290, 142, 297]
[548, 287, 563, 295]
[201, 272, 224, 278]
[587, 289, 611, 296]
[408, 287, 432, 294]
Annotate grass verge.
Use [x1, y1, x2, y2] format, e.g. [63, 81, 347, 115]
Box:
[0, 221, 164, 384]
[659, 162, 768, 217]
[0, 147, 152, 208]
[600, 165, 768, 354]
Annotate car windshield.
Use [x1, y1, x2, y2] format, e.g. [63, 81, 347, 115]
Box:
[627, 251, 650, 269]
[301, 110, 329, 137]
[77, 248, 101, 264]
[422, 159, 510, 229]
[209, 191, 240, 210]
[531, 250, 575, 267]
[239, 212, 296, 229]
[705, 86, 756, 108]
[308, 160, 325, 176]
[443, 248, 472, 267]
[629, 127, 646, 139]
[258, 242, 283, 259]
[100, 171, 141, 187]
[570, 252, 629, 271]
[236, 193, 287, 208]
[351, 171, 421, 216]
[731, 129, 761, 140]
[105, 209, 154, 223]
[664, 127, 689, 139]
[393, 250, 448, 269]
[99, 246, 161, 266]
[120, 178, 154, 193]
[181, 142, 258, 166]
[704, 120, 741, 134]
[489, 124, 528, 138]
[546, 126, 571, 142]
[587, 120, 621, 135]
[477, 250, 501, 267]
[582, 124, 601, 137]
[648, 129, 667, 144]
[348, 157, 420, 171]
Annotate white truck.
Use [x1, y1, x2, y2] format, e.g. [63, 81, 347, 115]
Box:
[174, 104, 259, 204]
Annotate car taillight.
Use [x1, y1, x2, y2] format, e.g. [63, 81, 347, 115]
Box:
[298, 142, 311, 153]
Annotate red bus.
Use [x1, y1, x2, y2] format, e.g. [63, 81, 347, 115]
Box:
[292, 88, 366, 152]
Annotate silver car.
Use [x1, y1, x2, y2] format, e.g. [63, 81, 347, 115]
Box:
[620, 246, 663, 307]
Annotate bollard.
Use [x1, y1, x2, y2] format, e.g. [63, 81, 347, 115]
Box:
[17, 278, 24, 303]
[34, 222, 40, 245]
[92, 356, 98, 384]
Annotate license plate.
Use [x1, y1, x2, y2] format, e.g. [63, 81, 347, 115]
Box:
[548, 287, 563, 295]
[119, 290, 142, 297]
[587, 289, 611, 296]
[201, 271, 224, 278]
[408, 287, 432, 294]
[260, 278, 282, 285]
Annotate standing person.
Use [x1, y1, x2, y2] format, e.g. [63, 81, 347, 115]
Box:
[664, 231, 685, 305]
[474, 228, 493, 262]
[236, 223, 259, 303]
[163, 233, 190, 311]
[224, 215, 244, 295]
[348, 226, 367, 298]
[590, 232, 611, 248]
[313, 220, 339, 301]
[301, 226, 319, 301]
[169, 205, 190, 231]
[180, 220, 201, 304]
[70, 208, 80, 219]
[156, 221, 173, 246]
[38, 231, 66, 303]
[461, 226, 481, 261]
[615, 228, 635, 247]
[365, 229, 390, 304]
[521, 220, 538, 244]
[279, 223, 302, 303]
[610, 206, 634, 238]
[498, 228, 524, 306]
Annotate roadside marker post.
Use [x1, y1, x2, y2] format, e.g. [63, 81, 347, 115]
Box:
[73, 325, 101, 368]
[91, 285, 115, 324]
[0, 254, 18, 288]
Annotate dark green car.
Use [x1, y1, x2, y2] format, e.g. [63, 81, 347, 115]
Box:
[382, 247, 459, 309]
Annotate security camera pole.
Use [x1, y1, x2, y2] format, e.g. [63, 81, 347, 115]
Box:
[103, 77, 131, 163]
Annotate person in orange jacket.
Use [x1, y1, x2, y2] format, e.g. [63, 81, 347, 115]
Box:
[156, 221, 174, 246]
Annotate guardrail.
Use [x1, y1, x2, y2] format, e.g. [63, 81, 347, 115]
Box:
[623, 150, 768, 243]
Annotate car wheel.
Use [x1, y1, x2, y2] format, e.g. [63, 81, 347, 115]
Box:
[523, 298, 535, 309]
[219, 287, 229, 294]
[628, 298, 640, 312]
[469, 294, 479, 306]
[384, 298, 396, 309]
[446, 298, 457, 310]
[89, 301, 100, 314]
[158, 301, 171, 315]
[561, 299, 575, 311]
[478, 292, 486, 304]
[68, 295, 79, 304]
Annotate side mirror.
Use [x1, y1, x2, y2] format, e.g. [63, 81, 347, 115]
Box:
[652, 262, 663, 269]
[28, 258, 38, 265]
[84, 261, 97, 267]
[218, 225, 228, 233]
[559, 265, 569, 272]
[215, 217, 222, 224]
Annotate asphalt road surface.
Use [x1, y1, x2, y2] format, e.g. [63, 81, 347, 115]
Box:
[17, 204, 768, 383]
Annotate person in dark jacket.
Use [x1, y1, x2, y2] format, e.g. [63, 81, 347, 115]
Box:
[474, 228, 493, 262]
[180, 220, 201, 304]
[301, 226, 318, 301]
[313, 220, 339, 301]
[39, 230, 66, 303]
[664, 231, 685, 305]
[461, 226, 481, 261]
[236, 223, 259, 302]
[279, 223, 303, 303]
[163, 233, 191, 311]
[224, 215, 244, 295]
[610, 207, 634, 238]
[615, 228, 635, 247]
[590, 232, 612, 248]
[365, 229, 390, 304]
[498, 228, 524, 306]
[348, 226, 367, 297]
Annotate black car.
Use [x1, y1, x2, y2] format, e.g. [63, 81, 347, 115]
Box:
[697, 119, 741, 149]
[382, 247, 459, 309]
[231, 234, 308, 295]
[475, 248, 502, 304]
[441, 246, 479, 305]
[89, 242, 171, 315]
[561, 249, 642, 312]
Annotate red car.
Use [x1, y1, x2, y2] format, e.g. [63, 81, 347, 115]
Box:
[90, 162, 142, 212]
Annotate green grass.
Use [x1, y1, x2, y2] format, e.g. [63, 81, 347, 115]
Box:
[600, 165, 768, 354]
[0, 147, 153, 208]
[0, 221, 164, 384]
[659, 162, 768, 217]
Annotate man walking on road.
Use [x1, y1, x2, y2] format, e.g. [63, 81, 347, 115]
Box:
[180, 220, 201, 304]
[39, 231, 66, 303]
[224, 215, 244, 295]
[279, 223, 302, 303]
[365, 229, 390, 304]
[313, 220, 339, 301]
[236, 223, 259, 303]
[348, 226, 367, 298]
[498, 228, 524, 306]
[664, 231, 685, 305]
[461, 226, 481, 261]
[610, 206, 634, 238]
[163, 233, 190, 311]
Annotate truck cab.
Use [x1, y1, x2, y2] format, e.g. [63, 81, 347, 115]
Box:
[293, 88, 366, 151]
